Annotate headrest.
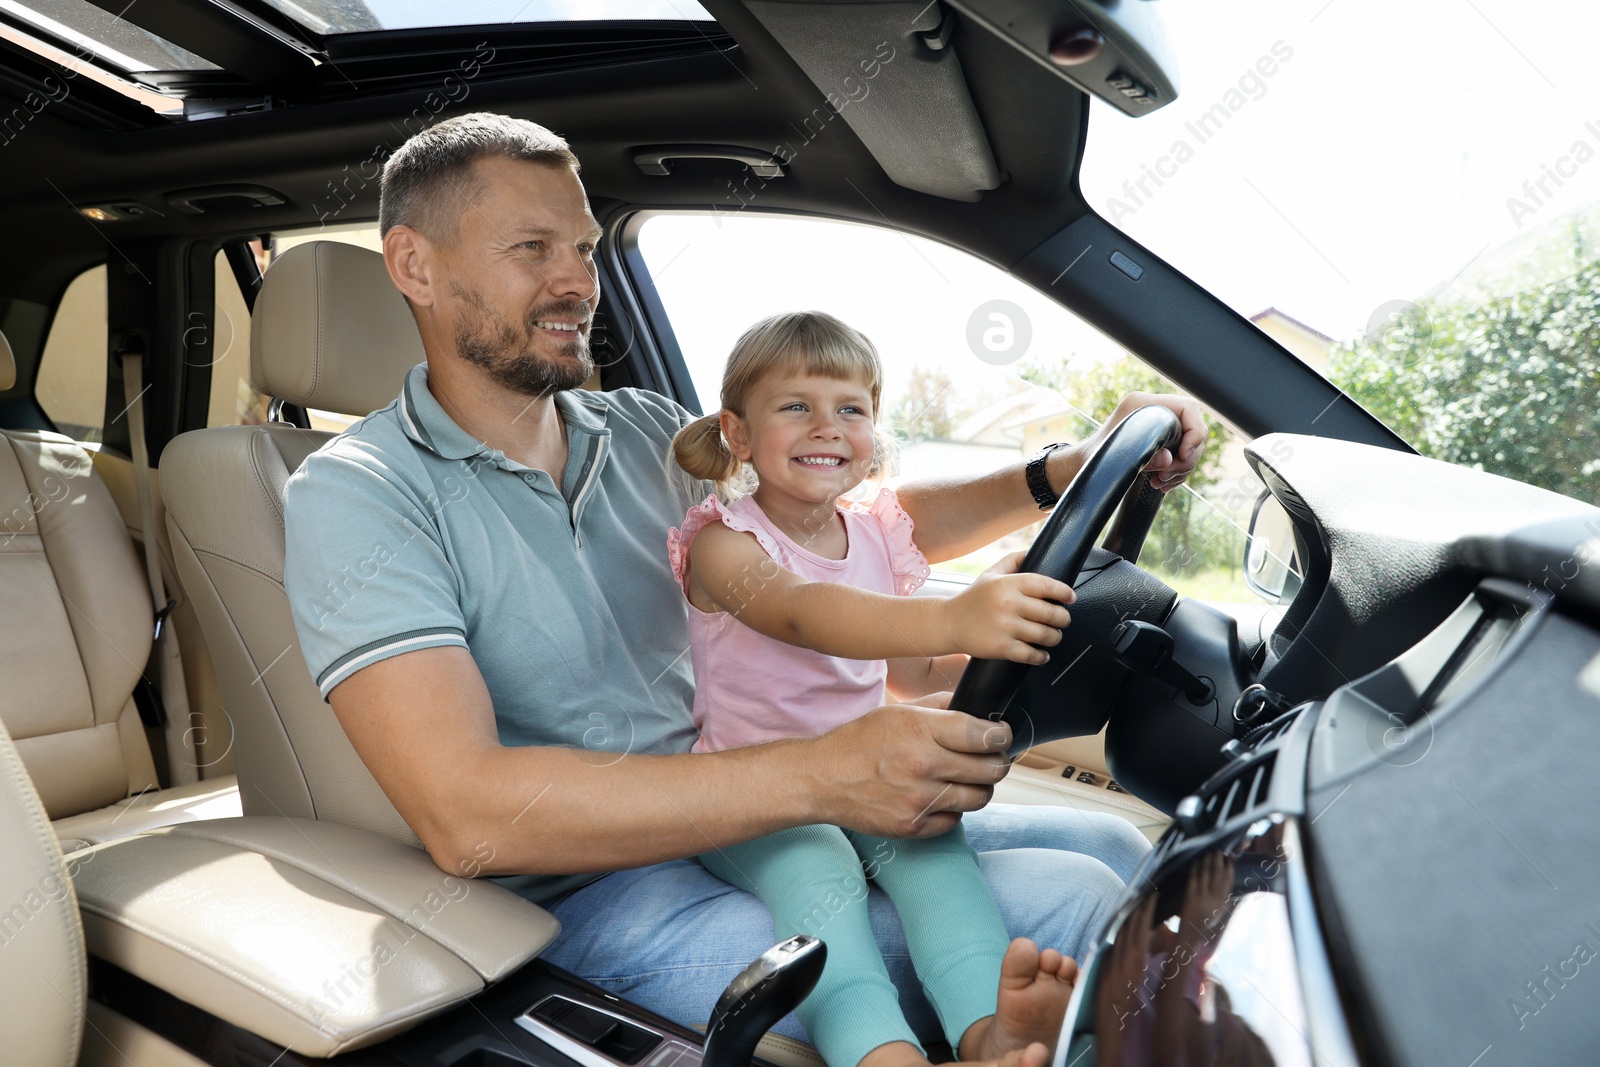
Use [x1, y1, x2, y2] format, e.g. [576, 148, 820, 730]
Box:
[252, 241, 426, 416]
[0, 329, 15, 391]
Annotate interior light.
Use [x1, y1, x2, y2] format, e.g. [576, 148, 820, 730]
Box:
[79, 202, 162, 222]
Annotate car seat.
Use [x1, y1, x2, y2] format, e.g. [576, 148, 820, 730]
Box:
[0, 328, 239, 853]
[159, 241, 423, 844]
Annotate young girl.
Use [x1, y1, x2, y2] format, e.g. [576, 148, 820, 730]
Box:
[668, 312, 1081, 1067]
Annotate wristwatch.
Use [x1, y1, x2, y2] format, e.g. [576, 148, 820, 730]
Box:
[1026, 442, 1068, 510]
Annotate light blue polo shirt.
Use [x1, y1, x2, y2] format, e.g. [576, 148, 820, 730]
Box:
[283, 364, 709, 901]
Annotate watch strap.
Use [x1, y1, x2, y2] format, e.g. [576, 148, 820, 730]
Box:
[1026, 443, 1065, 510]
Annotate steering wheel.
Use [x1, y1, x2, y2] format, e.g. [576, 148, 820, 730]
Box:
[949, 405, 1183, 754]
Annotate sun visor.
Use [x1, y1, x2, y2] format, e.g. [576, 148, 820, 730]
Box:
[744, 0, 1001, 202]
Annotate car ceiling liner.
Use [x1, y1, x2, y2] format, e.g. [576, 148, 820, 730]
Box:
[741, 0, 1002, 202]
[739, 0, 1177, 203]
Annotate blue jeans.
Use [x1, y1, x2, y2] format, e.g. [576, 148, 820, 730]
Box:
[542, 804, 1150, 1056]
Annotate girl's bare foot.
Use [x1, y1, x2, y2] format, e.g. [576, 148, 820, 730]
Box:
[958, 938, 1079, 1062]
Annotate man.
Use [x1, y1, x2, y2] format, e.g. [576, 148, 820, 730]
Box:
[284, 113, 1206, 1062]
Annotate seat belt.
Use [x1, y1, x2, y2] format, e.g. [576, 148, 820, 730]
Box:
[120, 346, 199, 785]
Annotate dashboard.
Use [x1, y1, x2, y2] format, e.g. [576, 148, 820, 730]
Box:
[1053, 433, 1600, 1066]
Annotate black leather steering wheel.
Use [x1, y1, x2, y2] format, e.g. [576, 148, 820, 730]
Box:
[949, 405, 1183, 753]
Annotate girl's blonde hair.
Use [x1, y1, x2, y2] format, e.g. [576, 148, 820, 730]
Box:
[672, 311, 897, 495]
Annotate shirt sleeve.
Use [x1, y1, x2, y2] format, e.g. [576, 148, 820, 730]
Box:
[611, 386, 699, 436]
[283, 446, 470, 700]
[859, 487, 933, 596]
[601, 387, 718, 510]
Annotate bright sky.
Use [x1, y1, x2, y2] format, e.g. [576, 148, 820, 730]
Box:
[638, 0, 1600, 420]
[1080, 0, 1600, 343]
[637, 214, 1127, 417]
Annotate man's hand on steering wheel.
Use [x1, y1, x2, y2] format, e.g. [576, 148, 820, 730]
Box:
[1091, 393, 1209, 492]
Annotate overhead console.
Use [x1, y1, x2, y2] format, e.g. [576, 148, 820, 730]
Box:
[739, 0, 1176, 203]
[742, 0, 1003, 201]
[943, 0, 1179, 115]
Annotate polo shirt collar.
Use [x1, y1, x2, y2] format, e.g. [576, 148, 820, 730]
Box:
[396, 363, 611, 467]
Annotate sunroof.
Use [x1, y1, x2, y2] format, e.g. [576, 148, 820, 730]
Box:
[0, 0, 218, 70]
[255, 0, 713, 35]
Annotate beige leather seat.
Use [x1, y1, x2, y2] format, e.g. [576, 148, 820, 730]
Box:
[1, 712, 219, 1067]
[161, 241, 425, 844]
[4, 699, 553, 1064]
[0, 331, 239, 853]
[0, 713, 85, 1066]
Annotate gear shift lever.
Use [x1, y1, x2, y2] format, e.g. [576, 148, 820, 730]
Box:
[701, 935, 827, 1067]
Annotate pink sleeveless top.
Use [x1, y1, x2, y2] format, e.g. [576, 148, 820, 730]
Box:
[668, 489, 932, 754]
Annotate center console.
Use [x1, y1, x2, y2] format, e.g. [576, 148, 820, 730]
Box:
[74, 816, 823, 1067]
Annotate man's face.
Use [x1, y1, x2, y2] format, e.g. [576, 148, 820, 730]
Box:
[439, 156, 603, 397]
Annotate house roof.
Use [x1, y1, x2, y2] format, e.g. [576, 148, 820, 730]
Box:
[1248, 307, 1334, 344]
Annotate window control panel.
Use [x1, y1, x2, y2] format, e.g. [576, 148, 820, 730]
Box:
[520, 995, 673, 1067]
[1055, 763, 1127, 793]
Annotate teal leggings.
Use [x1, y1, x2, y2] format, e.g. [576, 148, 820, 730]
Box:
[698, 823, 1010, 1067]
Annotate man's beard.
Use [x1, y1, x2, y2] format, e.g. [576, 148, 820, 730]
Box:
[450, 280, 595, 398]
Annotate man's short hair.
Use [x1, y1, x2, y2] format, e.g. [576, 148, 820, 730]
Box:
[379, 113, 580, 243]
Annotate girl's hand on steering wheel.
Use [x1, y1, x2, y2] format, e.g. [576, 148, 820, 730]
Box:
[942, 551, 1075, 664]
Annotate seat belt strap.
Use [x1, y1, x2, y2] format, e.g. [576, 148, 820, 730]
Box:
[121, 349, 199, 784]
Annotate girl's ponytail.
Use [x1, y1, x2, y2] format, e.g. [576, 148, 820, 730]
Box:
[671, 413, 741, 488]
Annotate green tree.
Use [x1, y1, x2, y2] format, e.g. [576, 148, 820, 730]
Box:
[1018, 355, 1236, 580]
[887, 364, 960, 441]
[1330, 261, 1600, 505]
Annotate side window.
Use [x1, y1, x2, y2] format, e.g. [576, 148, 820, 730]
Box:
[635, 214, 1257, 605]
[206, 246, 269, 427]
[36, 266, 108, 442]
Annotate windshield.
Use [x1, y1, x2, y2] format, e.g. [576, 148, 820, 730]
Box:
[1080, 0, 1600, 505]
